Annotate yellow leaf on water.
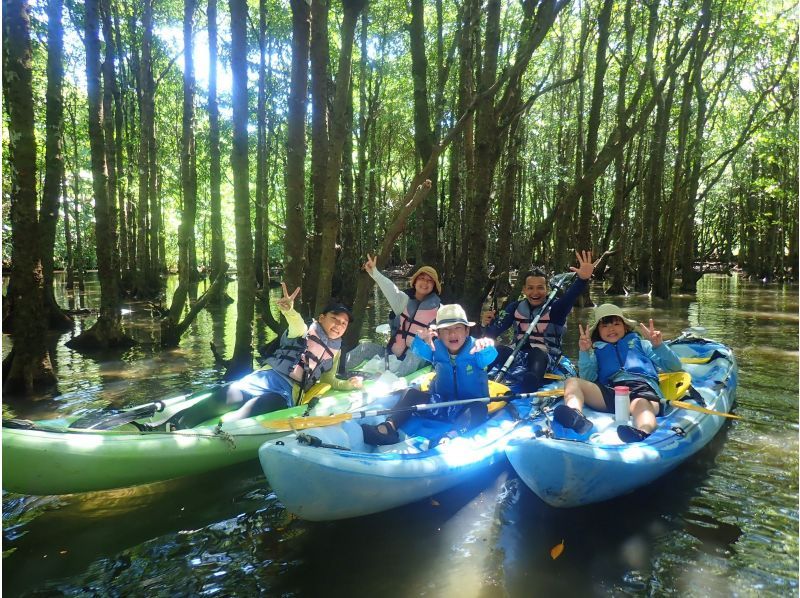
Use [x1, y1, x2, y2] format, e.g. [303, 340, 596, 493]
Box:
[430, 499, 440, 507]
[550, 539, 565, 560]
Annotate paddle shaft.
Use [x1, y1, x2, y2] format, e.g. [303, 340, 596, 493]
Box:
[493, 273, 576, 383]
[262, 391, 551, 430]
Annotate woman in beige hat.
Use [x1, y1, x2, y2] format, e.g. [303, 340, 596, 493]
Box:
[363, 254, 442, 376]
[554, 304, 684, 442]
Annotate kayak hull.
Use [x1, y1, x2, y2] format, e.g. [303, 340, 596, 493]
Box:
[505, 339, 737, 507]
[258, 396, 542, 521]
[2, 367, 425, 495]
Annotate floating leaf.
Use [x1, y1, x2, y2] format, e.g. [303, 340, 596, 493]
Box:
[550, 539, 565, 560]
[430, 499, 440, 507]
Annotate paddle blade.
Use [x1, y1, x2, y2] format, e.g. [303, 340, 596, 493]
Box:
[533, 388, 566, 398]
[671, 400, 740, 419]
[262, 412, 353, 431]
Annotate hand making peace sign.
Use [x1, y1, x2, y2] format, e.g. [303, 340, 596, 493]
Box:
[363, 253, 377, 274]
[276, 282, 300, 312]
[578, 323, 592, 352]
[639, 319, 663, 347]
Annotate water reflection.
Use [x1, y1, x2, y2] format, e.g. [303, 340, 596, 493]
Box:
[2, 273, 798, 596]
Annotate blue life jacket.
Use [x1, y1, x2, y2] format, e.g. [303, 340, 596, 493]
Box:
[429, 336, 490, 402]
[266, 320, 340, 391]
[513, 299, 565, 361]
[594, 332, 659, 386]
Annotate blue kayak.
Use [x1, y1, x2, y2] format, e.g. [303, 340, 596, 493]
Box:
[504, 337, 737, 507]
[257, 381, 559, 521]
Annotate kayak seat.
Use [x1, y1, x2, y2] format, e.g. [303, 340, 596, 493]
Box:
[299, 383, 331, 405]
[659, 371, 692, 403]
[416, 373, 509, 415]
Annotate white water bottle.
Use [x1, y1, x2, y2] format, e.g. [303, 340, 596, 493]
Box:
[614, 386, 631, 424]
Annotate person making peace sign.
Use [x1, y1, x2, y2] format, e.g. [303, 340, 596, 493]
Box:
[554, 304, 684, 443]
[169, 284, 363, 428]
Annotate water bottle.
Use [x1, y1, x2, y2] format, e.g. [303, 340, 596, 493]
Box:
[614, 386, 631, 424]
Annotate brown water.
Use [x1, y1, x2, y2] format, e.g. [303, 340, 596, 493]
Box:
[2, 273, 798, 596]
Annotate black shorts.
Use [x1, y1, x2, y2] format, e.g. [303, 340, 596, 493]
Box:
[597, 379, 663, 416]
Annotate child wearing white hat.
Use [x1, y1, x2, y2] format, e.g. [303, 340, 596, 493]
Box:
[361, 304, 497, 446]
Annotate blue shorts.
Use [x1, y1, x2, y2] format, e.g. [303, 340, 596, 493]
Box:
[229, 368, 296, 408]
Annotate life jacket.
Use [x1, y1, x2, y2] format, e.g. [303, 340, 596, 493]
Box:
[265, 320, 340, 392]
[429, 336, 490, 403]
[388, 291, 440, 359]
[513, 300, 565, 361]
[594, 332, 659, 386]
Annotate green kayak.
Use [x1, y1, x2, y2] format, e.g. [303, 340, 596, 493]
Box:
[3, 367, 426, 496]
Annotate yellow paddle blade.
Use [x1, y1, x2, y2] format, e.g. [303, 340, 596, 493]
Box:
[670, 399, 740, 419]
[659, 372, 692, 402]
[544, 373, 565, 380]
[680, 356, 711, 364]
[262, 412, 353, 431]
[487, 381, 510, 415]
[533, 387, 565, 398]
[299, 383, 331, 405]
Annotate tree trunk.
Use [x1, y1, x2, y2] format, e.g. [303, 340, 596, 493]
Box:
[313, 0, 366, 315]
[605, 0, 634, 295]
[226, 0, 255, 380]
[40, 0, 73, 329]
[284, 0, 310, 293]
[101, 0, 120, 291]
[62, 169, 74, 290]
[255, 0, 268, 289]
[179, 0, 198, 287]
[136, 0, 155, 296]
[679, 0, 712, 293]
[409, 0, 439, 268]
[67, 0, 133, 351]
[206, 0, 228, 304]
[2, 0, 58, 393]
[305, 0, 331, 313]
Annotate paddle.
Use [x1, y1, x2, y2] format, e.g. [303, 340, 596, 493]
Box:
[493, 271, 577, 383]
[68, 400, 167, 430]
[262, 391, 554, 432]
[669, 399, 741, 419]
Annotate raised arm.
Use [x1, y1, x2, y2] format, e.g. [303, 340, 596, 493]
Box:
[363, 253, 409, 316]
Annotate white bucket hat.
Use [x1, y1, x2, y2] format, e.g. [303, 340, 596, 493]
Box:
[587, 304, 639, 336]
[430, 304, 475, 330]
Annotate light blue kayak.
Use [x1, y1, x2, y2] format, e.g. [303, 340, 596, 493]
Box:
[504, 337, 737, 507]
[257, 383, 555, 521]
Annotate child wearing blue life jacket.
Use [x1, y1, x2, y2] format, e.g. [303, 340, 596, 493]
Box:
[554, 304, 683, 443]
[361, 304, 497, 446]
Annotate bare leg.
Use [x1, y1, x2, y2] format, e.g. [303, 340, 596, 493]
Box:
[630, 398, 659, 433]
[563, 377, 608, 413]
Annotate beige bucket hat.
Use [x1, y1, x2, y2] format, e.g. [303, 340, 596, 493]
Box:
[587, 303, 639, 336]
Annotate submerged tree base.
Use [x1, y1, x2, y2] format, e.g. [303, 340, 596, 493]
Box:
[2, 349, 58, 395]
[65, 317, 136, 352]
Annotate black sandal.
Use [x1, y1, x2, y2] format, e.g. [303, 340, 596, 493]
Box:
[360, 420, 400, 445]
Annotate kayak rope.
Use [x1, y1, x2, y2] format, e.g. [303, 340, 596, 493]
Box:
[214, 422, 237, 449]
